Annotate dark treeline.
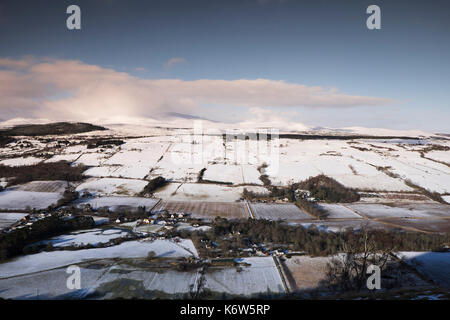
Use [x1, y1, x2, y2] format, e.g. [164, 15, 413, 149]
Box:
[295, 198, 327, 219]
[0, 161, 86, 186]
[191, 218, 450, 257]
[0, 122, 106, 136]
[87, 139, 124, 149]
[0, 214, 95, 261]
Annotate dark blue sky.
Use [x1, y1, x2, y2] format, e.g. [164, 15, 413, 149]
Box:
[0, 0, 449, 131]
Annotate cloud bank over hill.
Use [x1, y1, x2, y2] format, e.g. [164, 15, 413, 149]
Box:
[0, 57, 391, 124]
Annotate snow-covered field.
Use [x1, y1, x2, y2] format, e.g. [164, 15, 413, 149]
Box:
[153, 182, 267, 202]
[0, 190, 62, 210]
[250, 203, 312, 220]
[425, 150, 450, 165]
[0, 212, 28, 230]
[347, 203, 450, 219]
[398, 252, 450, 288]
[443, 196, 450, 205]
[75, 178, 147, 196]
[12, 180, 68, 193]
[1, 124, 448, 196]
[0, 156, 43, 167]
[320, 203, 363, 219]
[33, 228, 132, 248]
[74, 196, 160, 212]
[202, 164, 262, 185]
[203, 257, 286, 296]
[0, 256, 285, 299]
[0, 238, 198, 279]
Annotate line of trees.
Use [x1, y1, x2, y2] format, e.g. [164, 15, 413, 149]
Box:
[188, 217, 450, 258]
[0, 214, 95, 261]
[0, 161, 87, 186]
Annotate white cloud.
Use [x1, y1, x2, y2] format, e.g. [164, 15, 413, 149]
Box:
[0, 57, 392, 122]
[164, 57, 186, 68]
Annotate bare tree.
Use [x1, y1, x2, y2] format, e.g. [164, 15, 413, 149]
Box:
[324, 226, 393, 292]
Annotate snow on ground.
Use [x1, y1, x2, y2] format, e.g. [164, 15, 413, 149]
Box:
[0, 212, 28, 230]
[75, 178, 147, 196]
[443, 196, 450, 204]
[0, 156, 43, 166]
[74, 196, 160, 211]
[425, 150, 450, 165]
[0, 266, 105, 299]
[12, 180, 68, 193]
[82, 166, 119, 177]
[44, 153, 81, 163]
[320, 203, 363, 219]
[398, 252, 450, 288]
[203, 164, 243, 184]
[203, 257, 285, 296]
[148, 152, 204, 182]
[295, 219, 395, 233]
[100, 139, 169, 179]
[71, 153, 109, 167]
[263, 139, 414, 191]
[347, 203, 447, 219]
[0, 239, 198, 279]
[250, 203, 312, 220]
[153, 182, 267, 202]
[175, 222, 212, 233]
[33, 228, 132, 248]
[97, 265, 201, 297]
[0, 190, 62, 210]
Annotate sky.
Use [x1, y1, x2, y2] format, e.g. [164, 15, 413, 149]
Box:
[0, 0, 449, 132]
